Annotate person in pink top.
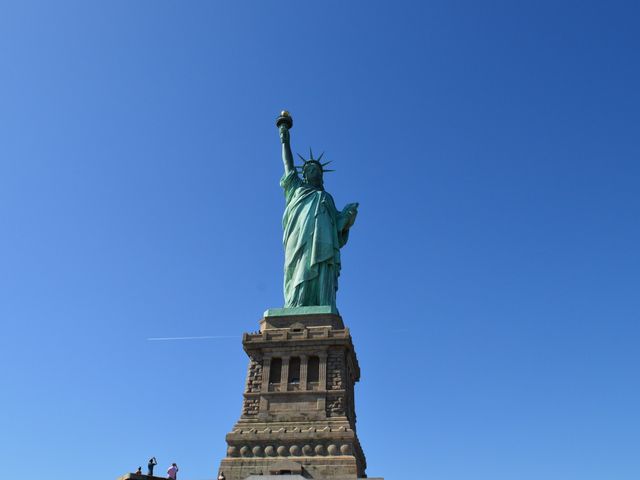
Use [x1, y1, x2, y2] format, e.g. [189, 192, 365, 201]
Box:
[167, 463, 178, 480]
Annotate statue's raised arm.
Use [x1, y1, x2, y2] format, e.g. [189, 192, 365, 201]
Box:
[274, 111, 359, 311]
[276, 111, 295, 176]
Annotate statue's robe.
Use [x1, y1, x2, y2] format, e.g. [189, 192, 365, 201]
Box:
[281, 170, 350, 308]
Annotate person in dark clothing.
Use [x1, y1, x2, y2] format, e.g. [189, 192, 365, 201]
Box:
[148, 457, 157, 476]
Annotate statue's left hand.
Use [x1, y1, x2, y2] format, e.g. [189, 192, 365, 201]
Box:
[343, 203, 359, 228]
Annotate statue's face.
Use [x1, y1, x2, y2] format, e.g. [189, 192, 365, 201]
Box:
[304, 163, 323, 185]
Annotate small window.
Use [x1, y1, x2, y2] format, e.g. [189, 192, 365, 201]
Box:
[269, 358, 282, 384]
[288, 357, 301, 383]
[307, 356, 320, 383]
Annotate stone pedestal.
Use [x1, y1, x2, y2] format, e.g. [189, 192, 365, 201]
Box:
[217, 309, 378, 480]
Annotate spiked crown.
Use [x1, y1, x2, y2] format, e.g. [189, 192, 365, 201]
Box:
[295, 148, 335, 176]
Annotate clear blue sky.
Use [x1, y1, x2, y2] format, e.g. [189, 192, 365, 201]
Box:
[1, 1, 638, 479]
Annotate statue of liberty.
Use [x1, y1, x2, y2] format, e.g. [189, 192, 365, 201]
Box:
[276, 111, 359, 310]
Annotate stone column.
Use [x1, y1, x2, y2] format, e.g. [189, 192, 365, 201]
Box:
[261, 357, 271, 393]
[300, 354, 308, 390]
[281, 357, 290, 391]
[319, 352, 328, 391]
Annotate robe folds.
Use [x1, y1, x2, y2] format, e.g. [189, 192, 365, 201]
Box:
[280, 170, 350, 308]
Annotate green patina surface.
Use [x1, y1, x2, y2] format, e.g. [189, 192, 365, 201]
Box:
[276, 112, 358, 310]
[263, 305, 339, 318]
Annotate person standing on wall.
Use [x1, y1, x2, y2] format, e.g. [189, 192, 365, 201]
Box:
[147, 457, 157, 476]
[167, 463, 178, 480]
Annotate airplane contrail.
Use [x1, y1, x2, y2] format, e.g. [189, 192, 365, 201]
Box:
[147, 335, 239, 341]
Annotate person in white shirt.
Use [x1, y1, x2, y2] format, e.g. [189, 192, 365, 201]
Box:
[167, 463, 178, 480]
